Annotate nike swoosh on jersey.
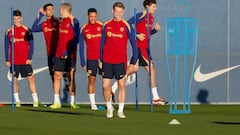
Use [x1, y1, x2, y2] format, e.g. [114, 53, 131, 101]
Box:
[7, 66, 48, 82]
[194, 65, 240, 82]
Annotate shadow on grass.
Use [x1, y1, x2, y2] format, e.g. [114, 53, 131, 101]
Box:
[122, 105, 169, 113]
[212, 121, 240, 125]
[25, 109, 103, 117]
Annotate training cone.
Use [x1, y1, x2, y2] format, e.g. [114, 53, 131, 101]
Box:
[0, 103, 4, 107]
[169, 119, 181, 125]
[97, 105, 105, 110]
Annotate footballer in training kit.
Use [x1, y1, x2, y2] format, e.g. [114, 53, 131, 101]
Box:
[127, 0, 168, 105]
[4, 10, 40, 108]
[32, 3, 59, 82]
[79, 8, 103, 110]
[50, 3, 80, 109]
[100, 2, 138, 119]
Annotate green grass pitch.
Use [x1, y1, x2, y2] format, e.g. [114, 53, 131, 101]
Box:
[0, 104, 239, 135]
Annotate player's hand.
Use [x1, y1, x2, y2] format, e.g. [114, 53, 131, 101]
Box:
[39, 8, 45, 15]
[81, 66, 86, 70]
[137, 33, 146, 41]
[69, 14, 74, 19]
[38, 8, 45, 18]
[154, 22, 161, 31]
[98, 60, 103, 69]
[5, 61, 11, 67]
[61, 55, 68, 59]
[26, 59, 32, 65]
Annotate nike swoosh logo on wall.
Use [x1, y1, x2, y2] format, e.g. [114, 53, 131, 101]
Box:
[194, 65, 240, 82]
[7, 66, 48, 82]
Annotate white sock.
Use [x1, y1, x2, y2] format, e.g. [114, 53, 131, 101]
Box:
[32, 93, 38, 102]
[118, 103, 125, 113]
[152, 87, 160, 100]
[89, 93, 96, 105]
[106, 102, 112, 110]
[70, 95, 75, 104]
[14, 93, 20, 102]
[54, 94, 61, 104]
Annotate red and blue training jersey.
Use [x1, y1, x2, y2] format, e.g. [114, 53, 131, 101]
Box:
[79, 21, 103, 67]
[4, 25, 34, 65]
[56, 17, 79, 58]
[68, 17, 80, 61]
[128, 12, 158, 59]
[31, 13, 59, 57]
[100, 19, 137, 65]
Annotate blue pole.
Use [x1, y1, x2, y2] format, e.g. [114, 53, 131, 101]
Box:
[174, 19, 180, 112]
[165, 22, 173, 113]
[134, 8, 139, 112]
[146, 8, 153, 112]
[188, 20, 198, 113]
[11, 7, 15, 112]
[183, 18, 188, 111]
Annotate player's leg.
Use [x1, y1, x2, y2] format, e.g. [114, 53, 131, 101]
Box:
[50, 58, 65, 108]
[103, 78, 114, 118]
[102, 78, 112, 104]
[117, 78, 125, 103]
[13, 77, 21, 107]
[47, 56, 54, 85]
[117, 78, 126, 118]
[21, 65, 40, 107]
[26, 74, 37, 93]
[11, 66, 21, 107]
[144, 61, 157, 87]
[115, 63, 127, 118]
[27, 75, 40, 107]
[87, 60, 98, 110]
[113, 58, 138, 104]
[88, 76, 97, 110]
[67, 58, 79, 109]
[126, 49, 140, 77]
[102, 63, 114, 118]
[126, 63, 139, 76]
[51, 71, 63, 108]
[143, 61, 168, 105]
[139, 47, 167, 105]
[68, 68, 79, 108]
[53, 71, 62, 100]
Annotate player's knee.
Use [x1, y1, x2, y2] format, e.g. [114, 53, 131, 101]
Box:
[89, 76, 96, 83]
[118, 84, 125, 91]
[128, 65, 138, 74]
[102, 83, 110, 91]
[102, 84, 108, 90]
[27, 75, 36, 83]
[54, 72, 62, 80]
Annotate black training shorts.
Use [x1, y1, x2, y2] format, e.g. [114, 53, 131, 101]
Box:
[87, 59, 102, 76]
[10, 64, 33, 78]
[102, 62, 126, 80]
